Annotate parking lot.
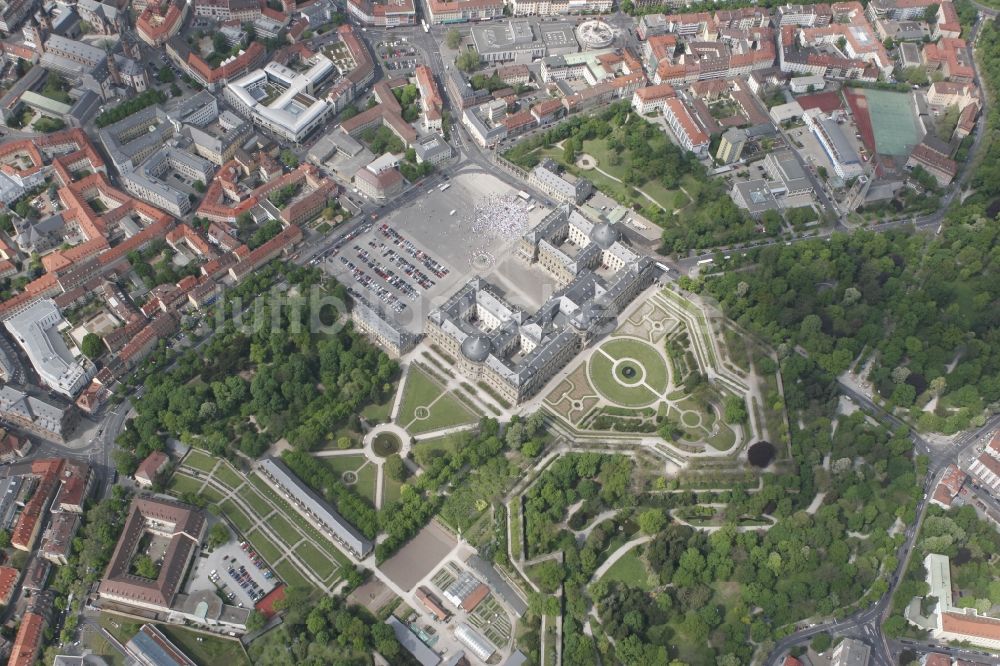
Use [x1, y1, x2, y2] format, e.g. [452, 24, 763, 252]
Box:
[187, 533, 279, 610]
[377, 39, 418, 73]
[320, 171, 551, 333]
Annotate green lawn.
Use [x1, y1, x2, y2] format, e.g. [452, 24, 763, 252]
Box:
[83, 626, 125, 666]
[411, 393, 479, 435]
[323, 454, 366, 475]
[168, 473, 204, 496]
[600, 338, 669, 393]
[214, 463, 245, 491]
[160, 625, 249, 666]
[238, 487, 274, 519]
[396, 365, 445, 425]
[412, 431, 466, 467]
[269, 514, 302, 547]
[361, 395, 394, 423]
[382, 475, 404, 505]
[184, 450, 219, 473]
[199, 485, 226, 504]
[244, 528, 283, 564]
[353, 463, 377, 505]
[601, 549, 654, 590]
[218, 500, 253, 533]
[275, 559, 313, 590]
[99, 615, 142, 645]
[706, 424, 737, 451]
[588, 351, 658, 407]
[295, 540, 339, 581]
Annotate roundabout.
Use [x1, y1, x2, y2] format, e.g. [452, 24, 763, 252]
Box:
[372, 431, 401, 457]
[362, 423, 412, 464]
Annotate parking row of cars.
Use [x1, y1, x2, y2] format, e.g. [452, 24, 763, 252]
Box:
[367, 239, 438, 290]
[353, 245, 420, 300]
[339, 256, 408, 314]
[240, 541, 276, 578]
[378, 224, 450, 278]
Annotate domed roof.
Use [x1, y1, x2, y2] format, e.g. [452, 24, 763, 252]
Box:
[589, 222, 619, 250]
[461, 334, 492, 363]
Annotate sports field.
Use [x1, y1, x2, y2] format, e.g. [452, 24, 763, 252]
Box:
[859, 89, 921, 156]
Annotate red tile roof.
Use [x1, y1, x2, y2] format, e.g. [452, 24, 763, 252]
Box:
[12, 460, 64, 551]
[460, 583, 489, 612]
[8, 612, 45, 666]
[55, 460, 92, 511]
[0, 566, 18, 606]
[98, 497, 206, 609]
[136, 451, 170, 483]
[137, 0, 186, 46]
[941, 611, 1000, 641]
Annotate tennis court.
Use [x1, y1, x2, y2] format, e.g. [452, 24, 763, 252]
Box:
[859, 89, 921, 156]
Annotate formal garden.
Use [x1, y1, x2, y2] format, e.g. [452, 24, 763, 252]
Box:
[395, 364, 481, 435]
[544, 289, 762, 456]
[167, 453, 350, 592]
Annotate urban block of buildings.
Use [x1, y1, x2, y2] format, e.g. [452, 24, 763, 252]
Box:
[907, 553, 1000, 649]
[225, 56, 337, 143]
[4, 298, 94, 397]
[97, 496, 250, 631]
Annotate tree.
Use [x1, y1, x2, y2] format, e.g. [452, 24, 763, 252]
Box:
[638, 509, 666, 535]
[280, 149, 299, 168]
[245, 610, 265, 632]
[0, 530, 9, 548]
[533, 560, 564, 592]
[157, 66, 175, 83]
[207, 522, 230, 549]
[384, 454, 406, 482]
[213, 31, 229, 55]
[455, 50, 480, 73]
[563, 142, 576, 164]
[193, 180, 206, 193]
[133, 555, 158, 579]
[170, 83, 182, 97]
[445, 28, 462, 49]
[810, 633, 832, 653]
[723, 396, 747, 424]
[81, 333, 104, 359]
[904, 66, 929, 86]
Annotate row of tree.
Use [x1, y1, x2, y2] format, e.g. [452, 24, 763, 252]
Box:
[246, 587, 410, 665]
